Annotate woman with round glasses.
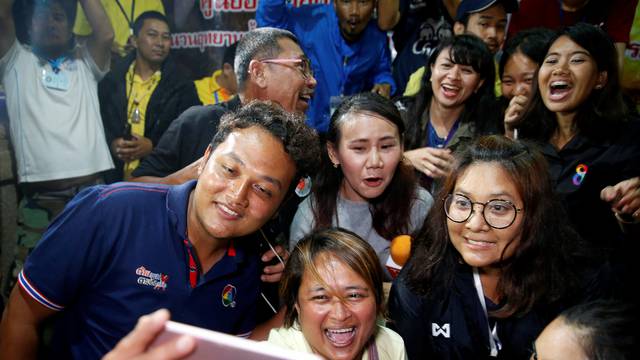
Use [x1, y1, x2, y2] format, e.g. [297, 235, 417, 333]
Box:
[388, 135, 613, 359]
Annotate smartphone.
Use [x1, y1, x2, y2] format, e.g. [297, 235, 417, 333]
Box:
[123, 123, 133, 141]
[149, 321, 322, 360]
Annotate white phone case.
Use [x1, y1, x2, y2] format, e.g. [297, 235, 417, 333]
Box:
[150, 321, 322, 360]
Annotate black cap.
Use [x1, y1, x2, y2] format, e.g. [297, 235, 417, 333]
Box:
[456, 0, 519, 21]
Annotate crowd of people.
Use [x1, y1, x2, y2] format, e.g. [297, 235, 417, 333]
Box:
[0, 0, 639, 359]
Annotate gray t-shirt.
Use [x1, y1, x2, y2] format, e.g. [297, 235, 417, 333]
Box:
[289, 187, 434, 280]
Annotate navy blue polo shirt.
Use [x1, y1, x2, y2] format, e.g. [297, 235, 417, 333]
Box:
[19, 181, 261, 359]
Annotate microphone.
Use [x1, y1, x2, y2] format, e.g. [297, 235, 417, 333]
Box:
[386, 235, 412, 279]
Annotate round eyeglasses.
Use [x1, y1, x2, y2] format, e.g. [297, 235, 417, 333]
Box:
[444, 194, 522, 229]
[258, 57, 314, 80]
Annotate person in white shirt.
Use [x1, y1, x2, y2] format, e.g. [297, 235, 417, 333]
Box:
[0, 0, 114, 298]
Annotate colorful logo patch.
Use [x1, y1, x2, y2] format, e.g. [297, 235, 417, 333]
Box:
[136, 266, 168, 291]
[572, 164, 588, 186]
[295, 176, 311, 197]
[221, 284, 237, 308]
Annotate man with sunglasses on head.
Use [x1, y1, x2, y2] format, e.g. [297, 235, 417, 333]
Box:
[256, 0, 396, 133]
[129, 27, 316, 185]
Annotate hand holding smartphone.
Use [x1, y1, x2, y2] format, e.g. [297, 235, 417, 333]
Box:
[123, 123, 133, 141]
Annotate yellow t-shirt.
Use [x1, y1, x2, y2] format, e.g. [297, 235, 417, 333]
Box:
[73, 0, 165, 57]
[494, 60, 502, 97]
[194, 69, 232, 105]
[124, 62, 161, 178]
[402, 59, 502, 97]
[402, 66, 425, 97]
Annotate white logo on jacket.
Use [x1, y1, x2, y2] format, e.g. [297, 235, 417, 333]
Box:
[432, 323, 450, 338]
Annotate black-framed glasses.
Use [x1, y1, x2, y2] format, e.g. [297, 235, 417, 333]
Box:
[259, 57, 314, 80]
[444, 194, 522, 229]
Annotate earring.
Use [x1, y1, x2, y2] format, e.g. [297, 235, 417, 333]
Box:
[595, 84, 603, 89]
[332, 163, 339, 168]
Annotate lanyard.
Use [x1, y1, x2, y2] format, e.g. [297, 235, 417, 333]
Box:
[115, 0, 136, 35]
[46, 56, 67, 74]
[472, 267, 502, 357]
[183, 239, 199, 288]
[427, 117, 460, 148]
[32, 44, 70, 73]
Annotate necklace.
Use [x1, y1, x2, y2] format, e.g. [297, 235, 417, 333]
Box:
[126, 64, 160, 124]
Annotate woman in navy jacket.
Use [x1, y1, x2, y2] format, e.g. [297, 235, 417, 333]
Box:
[517, 23, 640, 261]
[388, 136, 614, 359]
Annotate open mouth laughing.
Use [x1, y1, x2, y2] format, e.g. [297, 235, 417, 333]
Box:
[548, 80, 572, 101]
[441, 83, 461, 98]
[325, 327, 356, 347]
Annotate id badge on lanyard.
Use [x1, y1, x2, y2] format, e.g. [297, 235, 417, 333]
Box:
[41, 57, 70, 91]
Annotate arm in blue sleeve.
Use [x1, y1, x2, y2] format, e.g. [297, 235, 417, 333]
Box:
[21, 186, 112, 308]
[372, 38, 397, 95]
[256, 0, 291, 29]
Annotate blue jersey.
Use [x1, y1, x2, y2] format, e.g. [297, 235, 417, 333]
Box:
[256, 0, 396, 133]
[20, 181, 260, 358]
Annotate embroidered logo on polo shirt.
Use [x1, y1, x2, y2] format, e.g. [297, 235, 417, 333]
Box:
[221, 284, 237, 308]
[432, 323, 450, 338]
[572, 164, 588, 186]
[136, 266, 169, 291]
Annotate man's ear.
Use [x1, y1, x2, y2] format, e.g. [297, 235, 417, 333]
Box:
[453, 22, 465, 35]
[130, 35, 139, 50]
[248, 59, 267, 88]
[327, 142, 340, 167]
[126, 34, 135, 48]
[198, 145, 213, 176]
